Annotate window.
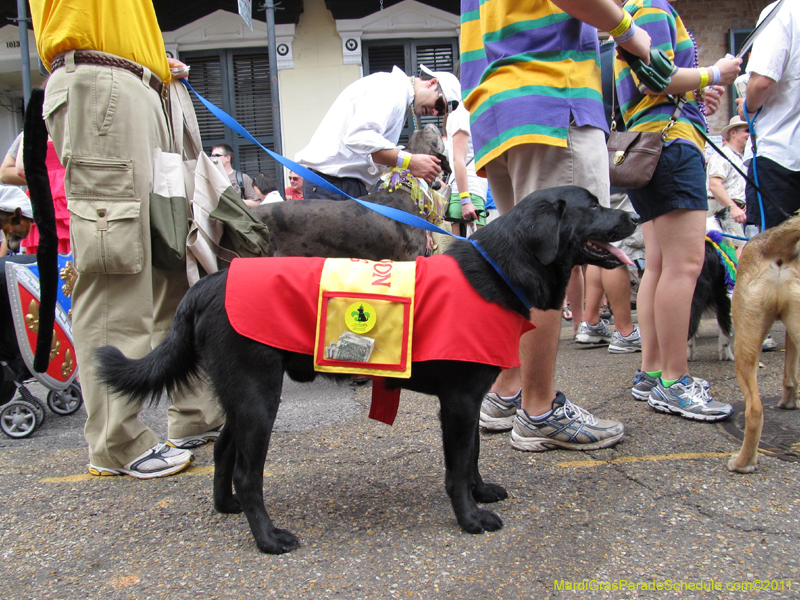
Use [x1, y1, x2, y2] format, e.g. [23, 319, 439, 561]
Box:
[363, 38, 458, 145]
[182, 48, 279, 182]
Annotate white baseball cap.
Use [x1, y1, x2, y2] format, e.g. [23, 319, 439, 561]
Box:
[0, 185, 33, 218]
[419, 65, 461, 113]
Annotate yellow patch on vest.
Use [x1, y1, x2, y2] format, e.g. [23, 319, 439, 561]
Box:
[314, 259, 416, 378]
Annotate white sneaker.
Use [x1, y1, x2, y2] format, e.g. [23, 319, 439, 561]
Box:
[88, 443, 193, 479]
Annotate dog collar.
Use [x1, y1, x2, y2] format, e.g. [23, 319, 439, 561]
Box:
[469, 239, 533, 311]
[377, 167, 446, 226]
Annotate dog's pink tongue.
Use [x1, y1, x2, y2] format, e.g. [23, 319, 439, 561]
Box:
[593, 240, 634, 266]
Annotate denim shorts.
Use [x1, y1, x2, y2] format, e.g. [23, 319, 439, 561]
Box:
[627, 141, 708, 223]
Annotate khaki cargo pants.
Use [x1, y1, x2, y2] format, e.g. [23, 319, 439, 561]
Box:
[44, 51, 224, 469]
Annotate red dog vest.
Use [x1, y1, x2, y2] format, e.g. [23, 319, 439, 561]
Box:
[226, 255, 534, 423]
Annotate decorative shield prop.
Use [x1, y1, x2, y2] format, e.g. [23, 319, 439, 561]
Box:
[5, 254, 78, 390]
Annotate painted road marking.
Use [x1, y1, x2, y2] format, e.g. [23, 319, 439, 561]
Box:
[557, 451, 734, 469]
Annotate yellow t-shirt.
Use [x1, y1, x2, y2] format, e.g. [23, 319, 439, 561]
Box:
[29, 0, 170, 82]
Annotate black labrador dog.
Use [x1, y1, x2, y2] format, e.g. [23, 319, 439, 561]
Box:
[95, 186, 637, 554]
[252, 124, 450, 261]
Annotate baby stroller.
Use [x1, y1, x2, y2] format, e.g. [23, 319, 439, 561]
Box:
[1, 253, 82, 438]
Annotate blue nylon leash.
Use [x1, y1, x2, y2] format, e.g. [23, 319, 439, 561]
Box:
[742, 100, 766, 232]
[180, 80, 534, 310]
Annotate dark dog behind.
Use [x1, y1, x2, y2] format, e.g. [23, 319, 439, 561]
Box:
[687, 237, 734, 361]
[95, 186, 637, 554]
[252, 124, 450, 261]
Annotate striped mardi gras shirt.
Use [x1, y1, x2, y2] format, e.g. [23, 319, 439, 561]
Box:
[614, 0, 707, 150]
[460, 0, 606, 174]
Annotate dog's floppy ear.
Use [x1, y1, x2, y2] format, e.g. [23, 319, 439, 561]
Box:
[516, 199, 566, 265]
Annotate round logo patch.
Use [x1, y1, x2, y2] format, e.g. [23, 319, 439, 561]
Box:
[345, 301, 376, 334]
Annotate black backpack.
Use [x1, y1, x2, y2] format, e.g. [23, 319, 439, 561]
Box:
[235, 170, 245, 199]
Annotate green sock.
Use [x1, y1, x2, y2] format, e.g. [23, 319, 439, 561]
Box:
[645, 370, 662, 379]
[661, 377, 679, 388]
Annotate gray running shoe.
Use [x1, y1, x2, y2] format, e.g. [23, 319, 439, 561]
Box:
[631, 370, 658, 401]
[89, 443, 194, 479]
[511, 392, 624, 451]
[480, 389, 522, 431]
[575, 319, 613, 344]
[609, 326, 642, 354]
[648, 374, 734, 421]
[632, 370, 711, 402]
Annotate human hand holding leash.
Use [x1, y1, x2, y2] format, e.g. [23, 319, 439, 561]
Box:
[167, 57, 190, 79]
[461, 201, 478, 222]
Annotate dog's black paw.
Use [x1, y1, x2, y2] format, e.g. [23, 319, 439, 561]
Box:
[215, 494, 242, 514]
[472, 482, 508, 504]
[256, 528, 299, 554]
[459, 508, 503, 534]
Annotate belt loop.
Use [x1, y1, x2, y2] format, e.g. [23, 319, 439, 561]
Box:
[141, 65, 152, 89]
[65, 50, 76, 73]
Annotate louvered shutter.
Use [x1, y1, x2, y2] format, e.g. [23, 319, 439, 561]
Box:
[232, 52, 279, 181]
[183, 55, 226, 143]
[181, 49, 279, 184]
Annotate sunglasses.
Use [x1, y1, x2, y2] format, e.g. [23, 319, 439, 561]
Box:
[289, 177, 301, 181]
[434, 94, 458, 116]
[210, 153, 226, 158]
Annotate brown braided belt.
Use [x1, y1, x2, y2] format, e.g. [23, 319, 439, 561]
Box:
[50, 52, 166, 98]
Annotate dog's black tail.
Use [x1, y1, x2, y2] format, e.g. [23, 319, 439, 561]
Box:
[94, 287, 202, 407]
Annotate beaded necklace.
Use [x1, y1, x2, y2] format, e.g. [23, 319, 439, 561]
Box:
[687, 30, 709, 132]
[409, 76, 420, 130]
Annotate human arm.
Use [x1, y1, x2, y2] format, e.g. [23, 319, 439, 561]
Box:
[0, 152, 25, 185]
[451, 130, 477, 221]
[708, 177, 746, 223]
[643, 56, 741, 96]
[371, 148, 442, 183]
[736, 73, 778, 119]
[14, 143, 25, 181]
[550, 0, 650, 60]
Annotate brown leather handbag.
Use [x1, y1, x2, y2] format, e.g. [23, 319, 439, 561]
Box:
[608, 92, 686, 189]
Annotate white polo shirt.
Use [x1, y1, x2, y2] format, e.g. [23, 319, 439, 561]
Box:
[295, 67, 414, 187]
[746, 0, 800, 172]
[445, 103, 488, 201]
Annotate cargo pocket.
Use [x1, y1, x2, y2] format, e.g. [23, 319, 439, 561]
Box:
[66, 157, 141, 274]
[68, 199, 142, 274]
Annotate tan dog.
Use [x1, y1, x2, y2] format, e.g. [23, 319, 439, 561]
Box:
[728, 216, 800, 473]
[0, 207, 33, 253]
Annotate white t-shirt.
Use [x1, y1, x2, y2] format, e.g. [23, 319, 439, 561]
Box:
[707, 144, 746, 206]
[746, 0, 800, 171]
[260, 190, 284, 204]
[444, 104, 487, 201]
[295, 67, 414, 187]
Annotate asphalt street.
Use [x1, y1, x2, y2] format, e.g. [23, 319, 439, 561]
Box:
[1, 318, 798, 600]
